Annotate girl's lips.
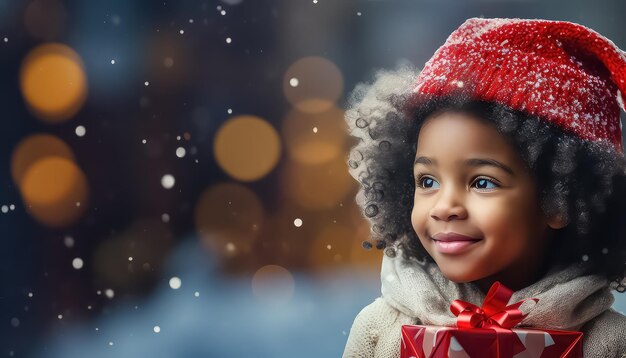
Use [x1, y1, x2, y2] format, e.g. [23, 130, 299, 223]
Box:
[432, 238, 482, 254]
[432, 232, 480, 242]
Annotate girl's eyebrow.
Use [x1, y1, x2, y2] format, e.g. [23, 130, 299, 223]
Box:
[413, 156, 515, 175]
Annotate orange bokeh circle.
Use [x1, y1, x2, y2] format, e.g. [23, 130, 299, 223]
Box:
[20, 43, 87, 123]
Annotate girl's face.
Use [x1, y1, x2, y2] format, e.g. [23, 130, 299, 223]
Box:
[410, 110, 564, 291]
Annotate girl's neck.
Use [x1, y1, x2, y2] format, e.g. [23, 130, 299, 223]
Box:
[473, 257, 551, 294]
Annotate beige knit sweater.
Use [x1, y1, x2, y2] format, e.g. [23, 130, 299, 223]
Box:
[342, 248, 626, 357]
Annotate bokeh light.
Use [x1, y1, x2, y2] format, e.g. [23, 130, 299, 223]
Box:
[11, 134, 75, 186]
[281, 106, 348, 165]
[194, 182, 265, 258]
[20, 156, 89, 227]
[281, 154, 356, 210]
[283, 56, 343, 114]
[251, 264, 295, 304]
[213, 115, 281, 182]
[20, 43, 87, 123]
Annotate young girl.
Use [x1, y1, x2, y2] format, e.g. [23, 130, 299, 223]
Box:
[342, 18, 626, 357]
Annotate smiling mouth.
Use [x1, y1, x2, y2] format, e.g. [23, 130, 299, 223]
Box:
[431, 237, 482, 255]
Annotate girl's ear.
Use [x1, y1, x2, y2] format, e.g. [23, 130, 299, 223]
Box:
[547, 213, 568, 230]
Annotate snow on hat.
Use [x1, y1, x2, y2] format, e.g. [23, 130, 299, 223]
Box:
[411, 17, 626, 152]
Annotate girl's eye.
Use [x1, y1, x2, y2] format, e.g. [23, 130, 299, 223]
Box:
[416, 176, 440, 189]
[472, 177, 499, 190]
[415, 175, 499, 191]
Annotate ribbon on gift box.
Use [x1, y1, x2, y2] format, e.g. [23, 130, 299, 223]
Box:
[448, 281, 539, 356]
[450, 281, 539, 329]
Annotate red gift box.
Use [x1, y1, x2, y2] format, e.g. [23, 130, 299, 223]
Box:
[401, 325, 582, 357]
[400, 282, 583, 357]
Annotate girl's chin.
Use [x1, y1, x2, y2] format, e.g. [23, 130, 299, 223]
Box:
[435, 263, 483, 283]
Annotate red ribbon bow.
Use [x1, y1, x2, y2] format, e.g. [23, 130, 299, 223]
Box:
[450, 281, 538, 330]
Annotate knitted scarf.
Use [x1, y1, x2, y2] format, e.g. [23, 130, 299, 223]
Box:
[380, 248, 614, 331]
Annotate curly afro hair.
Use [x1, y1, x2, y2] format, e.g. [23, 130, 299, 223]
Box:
[345, 62, 626, 292]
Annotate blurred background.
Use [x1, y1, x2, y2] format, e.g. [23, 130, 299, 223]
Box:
[1, 0, 626, 357]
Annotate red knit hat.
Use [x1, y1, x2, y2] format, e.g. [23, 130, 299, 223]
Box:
[411, 18, 626, 152]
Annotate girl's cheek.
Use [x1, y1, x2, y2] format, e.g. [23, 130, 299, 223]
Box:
[410, 205, 420, 230]
[470, 201, 512, 234]
[473, 204, 529, 257]
[477, 192, 537, 236]
[410, 205, 430, 239]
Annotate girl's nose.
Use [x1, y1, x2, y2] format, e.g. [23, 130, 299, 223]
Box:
[429, 188, 468, 221]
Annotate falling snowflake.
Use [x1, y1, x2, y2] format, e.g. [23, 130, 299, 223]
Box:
[75, 125, 86, 137]
[72, 258, 84, 270]
[105, 289, 115, 299]
[161, 174, 175, 189]
[169, 277, 182, 289]
[64, 236, 74, 248]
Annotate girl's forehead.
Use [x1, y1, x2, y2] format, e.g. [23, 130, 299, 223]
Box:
[418, 112, 506, 147]
[416, 112, 524, 168]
